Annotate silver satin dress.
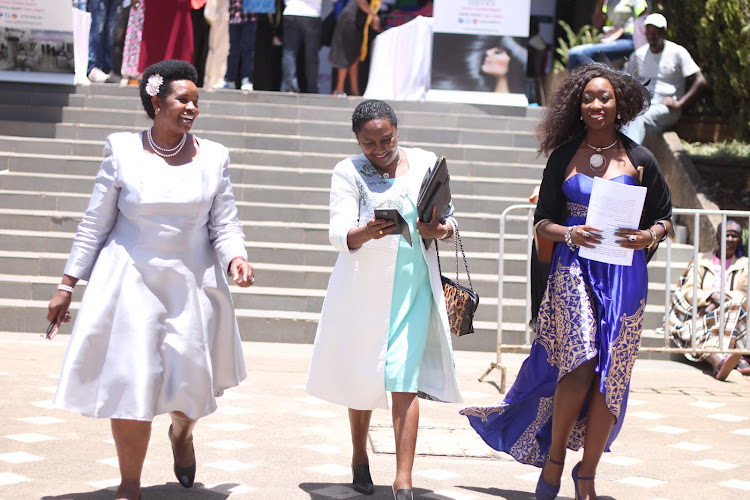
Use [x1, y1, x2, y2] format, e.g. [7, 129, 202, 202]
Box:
[53, 132, 248, 421]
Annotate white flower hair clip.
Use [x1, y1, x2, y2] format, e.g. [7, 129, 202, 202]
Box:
[145, 74, 164, 97]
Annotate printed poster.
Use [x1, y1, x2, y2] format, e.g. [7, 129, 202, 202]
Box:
[428, 0, 556, 106]
[433, 0, 531, 37]
[0, 0, 75, 84]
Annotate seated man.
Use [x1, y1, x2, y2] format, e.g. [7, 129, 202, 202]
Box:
[567, 0, 649, 70]
[670, 221, 749, 380]
[622, 13, 707, 143]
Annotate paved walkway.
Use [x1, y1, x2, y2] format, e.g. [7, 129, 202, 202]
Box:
[0, 333, 749, 500]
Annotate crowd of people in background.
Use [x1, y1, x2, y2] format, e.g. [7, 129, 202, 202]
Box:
[76, 0, 434, 94]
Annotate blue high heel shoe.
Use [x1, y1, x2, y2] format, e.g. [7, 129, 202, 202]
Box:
[571, 461, 596, 500]
[535, 455, 564, 500]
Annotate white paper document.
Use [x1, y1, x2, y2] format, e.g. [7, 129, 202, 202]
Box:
[578, 176, 647, 266]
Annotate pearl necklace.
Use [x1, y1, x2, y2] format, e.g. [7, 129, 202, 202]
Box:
[147, 128, 187, 158]
[585, 139, 618, 170]
[382, 152, 401, 179]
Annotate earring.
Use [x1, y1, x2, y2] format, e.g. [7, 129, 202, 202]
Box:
[617, 113, 621, 120]
[155, 108, 160, 114]
[579, 115, 583, 121]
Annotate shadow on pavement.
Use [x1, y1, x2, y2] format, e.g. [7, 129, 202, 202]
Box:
[457, 485, 536, 499]
[41, 482, 240, 499]
[299, 482, 467, 499]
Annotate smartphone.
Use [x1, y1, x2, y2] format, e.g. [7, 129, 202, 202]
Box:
[46, 322, 59, 340]
[374, 209, 401, 226]
[373, 209, 412, 247]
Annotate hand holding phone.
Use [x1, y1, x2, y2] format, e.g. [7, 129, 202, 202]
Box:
[374, 209, 412, 247]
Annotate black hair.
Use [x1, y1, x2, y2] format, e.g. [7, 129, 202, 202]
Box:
[536, 63, 650, 155]
[351, 100, 398, 134]
[139, 59, 199, 119]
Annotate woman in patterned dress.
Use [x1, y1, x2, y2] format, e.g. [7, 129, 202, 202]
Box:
[460, 64, 673, 500]
[306, 100, 462, 500]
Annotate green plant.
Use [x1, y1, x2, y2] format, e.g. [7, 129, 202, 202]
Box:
[682, 139, 750, 160]
[660, 0, 750, 139]
[553, 20, 602, 72]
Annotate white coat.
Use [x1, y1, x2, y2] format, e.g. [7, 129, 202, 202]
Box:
[305, 147, 463, 410]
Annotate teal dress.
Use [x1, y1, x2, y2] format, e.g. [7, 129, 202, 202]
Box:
[384, 190, 434, 393]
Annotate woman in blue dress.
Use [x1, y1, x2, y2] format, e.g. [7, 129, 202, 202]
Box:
[460, 64, 673, 500]
[306, 100, 463, 500]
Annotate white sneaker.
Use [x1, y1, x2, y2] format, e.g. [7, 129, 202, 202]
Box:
[240, 78, 254, 91]
[88, 67, 110, 83]
[212, 79, 234, 89]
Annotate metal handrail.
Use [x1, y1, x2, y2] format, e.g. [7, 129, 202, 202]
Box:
[480, 206, 750, 391]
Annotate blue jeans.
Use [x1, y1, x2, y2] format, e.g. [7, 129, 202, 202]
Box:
[567, 36, 634, 70]
[281, 15, 321, 93]
[621, 102, 682, 144]
[87, 0, 123, 74]
[225, 20, 257, 83]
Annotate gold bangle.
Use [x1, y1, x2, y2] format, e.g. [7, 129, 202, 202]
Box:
[647, 228, 657, 248]
[439, 225, 451, 240]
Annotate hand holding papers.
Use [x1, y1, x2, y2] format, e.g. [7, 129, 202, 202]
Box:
[578, 176, 647, 266]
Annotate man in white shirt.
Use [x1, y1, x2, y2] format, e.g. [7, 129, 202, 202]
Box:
[622, 13, 707, 143]
[282, 0, 323, 93]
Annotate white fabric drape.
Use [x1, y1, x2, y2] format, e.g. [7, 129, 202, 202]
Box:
[363, 16, 433, 101]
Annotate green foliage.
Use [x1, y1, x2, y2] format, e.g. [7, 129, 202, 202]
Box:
[660, 0, 750, 139]
[553, 20, 602, 72]
[682, 139, 750, 161]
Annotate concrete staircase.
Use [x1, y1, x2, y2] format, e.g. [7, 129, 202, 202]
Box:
[0, 82, 692, 352]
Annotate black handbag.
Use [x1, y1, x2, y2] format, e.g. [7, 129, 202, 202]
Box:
[436, 222, 479, 336]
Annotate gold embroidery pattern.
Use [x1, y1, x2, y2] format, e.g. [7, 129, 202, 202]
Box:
[567, 202, 588, 218]
[568, 417, 587, 450]
[459, 403, 508, 422]
[604, 300, 645, 417]
[535, 259, 598, 375]
[508, 396, 554, 466]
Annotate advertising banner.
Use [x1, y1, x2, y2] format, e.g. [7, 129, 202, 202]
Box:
[428, 0, 557, 106]
[0, 0, 75, 84]
[433, 0, 531, 37]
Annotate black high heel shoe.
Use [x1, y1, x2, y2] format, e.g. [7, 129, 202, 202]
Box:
[535, 454, 564, 500]
[392, 485, 414, 500]
[168, 424, 196, 488]
[352, 463, 374, 495]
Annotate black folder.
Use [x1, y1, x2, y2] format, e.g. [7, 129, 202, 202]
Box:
[417, 155, 451, 249]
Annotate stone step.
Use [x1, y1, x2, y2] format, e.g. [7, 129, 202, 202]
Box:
[0, 204, 697, 265]
[0, 108, 539, 149]
[0, 81, 543, 121]
[0, 292, 684, 355]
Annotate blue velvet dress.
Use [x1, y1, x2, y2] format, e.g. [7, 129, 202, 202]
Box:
[460, 173, 648, 467]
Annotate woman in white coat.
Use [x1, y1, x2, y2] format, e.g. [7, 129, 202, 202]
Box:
[46, 59, 255, 500]
[306, 100, 462, 500]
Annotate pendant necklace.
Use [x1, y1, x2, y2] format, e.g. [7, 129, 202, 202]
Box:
[382, 152, 401, 178]
[147, 128, 187, 158]
[585, 139, 618, 171]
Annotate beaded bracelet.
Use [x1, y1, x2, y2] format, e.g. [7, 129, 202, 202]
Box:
[565, 225, 578, 250]
[57, 284, 74, 294]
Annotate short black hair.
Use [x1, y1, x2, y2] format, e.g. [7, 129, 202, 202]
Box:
[139, 59, 199, 119]
[351, 99, 398, 134]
